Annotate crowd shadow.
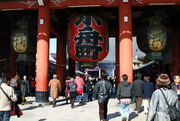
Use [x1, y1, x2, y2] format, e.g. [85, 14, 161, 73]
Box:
[107, 112, 121, 120]
[129, 112, 139, 120]
[21, 104, 43, 111]
[107, 111, 139, 121]
[56, 102, 69, 107]
[38, 118, 47, 121]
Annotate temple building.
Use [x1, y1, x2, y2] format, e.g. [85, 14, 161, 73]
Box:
[0, 0, 179, 102]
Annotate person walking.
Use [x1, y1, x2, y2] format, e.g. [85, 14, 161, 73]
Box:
[116, 74, 132, 121]
[0, 77, 17, 121]
[20, 75, 29, 105]
[29, 77, 36, 96]
[86, 76, 94, 101]
[65, 77, 71, 104]
[74, 74, 85, 105]
[94, 71, 112, 121]
[142, 75, 154, 115]
[171, 75, 180, 101]
[48, 74, 61, 107]
[68, 78, 77, 109]
[132, 73, 143, 113]
[147, 73, 179, 121]
[10, 76, 18, 89]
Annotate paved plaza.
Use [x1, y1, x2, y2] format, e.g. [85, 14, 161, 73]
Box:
[11, 97, 147, 121]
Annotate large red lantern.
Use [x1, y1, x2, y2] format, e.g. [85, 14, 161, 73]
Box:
[67, 15, 109, 63]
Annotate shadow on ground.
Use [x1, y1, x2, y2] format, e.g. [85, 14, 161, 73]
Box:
[129, 112, 138, 120]
[38, 118, 47, 121]
[108, 112, 121, 120]
[21, 104, 43, 111]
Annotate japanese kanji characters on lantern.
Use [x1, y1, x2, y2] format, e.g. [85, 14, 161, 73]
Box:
[68, 15, 109, 62]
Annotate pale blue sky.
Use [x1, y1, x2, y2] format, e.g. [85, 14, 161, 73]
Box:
[50, 38, 57, 53]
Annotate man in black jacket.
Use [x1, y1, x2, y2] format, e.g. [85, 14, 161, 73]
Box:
[116, 74, 132, 121]
[94, 71, 112, 121]
[132, 73, 143, 113]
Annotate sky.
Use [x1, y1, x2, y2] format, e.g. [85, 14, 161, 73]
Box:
[49, 38, 57, 53]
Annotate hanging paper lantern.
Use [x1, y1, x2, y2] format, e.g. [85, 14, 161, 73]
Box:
[137, 16, 170, 60]
[11, 29, 28, 53]
[67, 15, 109, 63]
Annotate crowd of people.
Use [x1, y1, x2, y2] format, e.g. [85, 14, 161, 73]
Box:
[0, 71, 180, 121]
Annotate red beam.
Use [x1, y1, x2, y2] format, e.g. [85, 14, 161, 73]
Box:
[49, 0, 120, 9]
[132, 0, 180, 6]
[0, 0, 179, 10]
[0, 1, 39, 11]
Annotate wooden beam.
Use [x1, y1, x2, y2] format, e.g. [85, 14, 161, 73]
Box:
[0, 0, 179, 11]
[49, 0, 180, 9]
[132, 0, 180, 6]
[0, 1, 39, 11]
[49, 0, 120, 9]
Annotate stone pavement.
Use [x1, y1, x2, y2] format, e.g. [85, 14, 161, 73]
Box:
[11, 97, 147, 121]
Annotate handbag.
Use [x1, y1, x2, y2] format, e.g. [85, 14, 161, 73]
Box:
[0, 85, 23, 117]
[160, 89, 179, 121]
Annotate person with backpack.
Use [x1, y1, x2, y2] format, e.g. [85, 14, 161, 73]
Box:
[68, 78, 77, 109]
[116, 74, 132, 121]
[147, 73, 179, 121]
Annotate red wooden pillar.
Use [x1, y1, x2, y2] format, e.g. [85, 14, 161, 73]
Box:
[8, 49, 17, 77]
[56, 35, 66, 89]
[172, 28, 180, 75]
[115, 35, 120, 86]
[118, 2, 133, 83]
[36, 6, 50, 102]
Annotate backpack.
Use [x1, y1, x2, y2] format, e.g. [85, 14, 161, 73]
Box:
[167, 106, 179, 121]
[160, 89, 179, 121]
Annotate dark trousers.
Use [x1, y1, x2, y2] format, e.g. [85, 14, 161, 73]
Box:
[70, 97, 75, 108]
[99, 102, 108, 120]
[0, 111, 10, 121]
[135, 96, 142, 112]
[88, 92, 93, 101]
[52, 98, 56, 106]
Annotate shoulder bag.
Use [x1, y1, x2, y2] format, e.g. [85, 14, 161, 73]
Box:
[160, 89, 179, 121]
[0, 85, 23, 118]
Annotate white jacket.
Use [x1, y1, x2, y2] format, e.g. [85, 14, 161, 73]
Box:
[0, 83, 17, 111]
